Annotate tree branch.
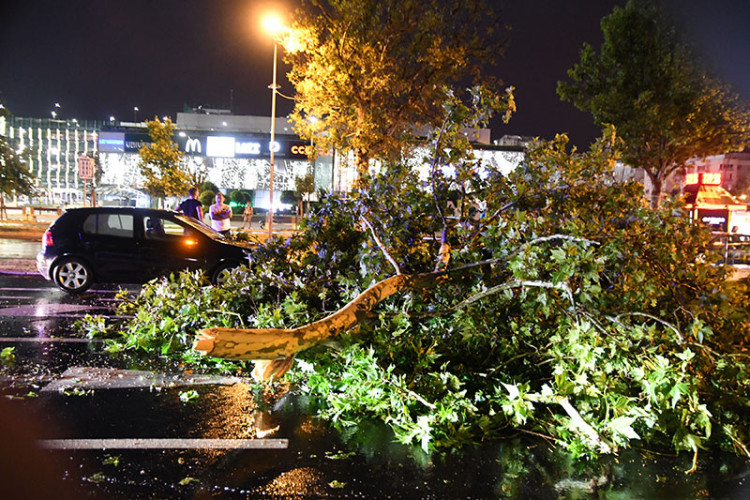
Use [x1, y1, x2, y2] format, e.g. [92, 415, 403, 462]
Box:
[360, 213, 402, 275]
[456, 279, 575, 309]
[557, 396, 614, 454]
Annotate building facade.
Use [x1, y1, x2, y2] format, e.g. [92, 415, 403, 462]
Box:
[1, 110, 527, 208]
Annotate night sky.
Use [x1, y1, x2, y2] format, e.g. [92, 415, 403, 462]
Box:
[1, 0, 748, 147]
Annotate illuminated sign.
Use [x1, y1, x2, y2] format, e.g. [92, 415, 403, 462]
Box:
[206, 136, 288, 157]
[125, 138, 149, 151]
[686, 172, 722, 185]
[98, 132, 125, 152]
[236, 140, 261, 155]
[185, 137, 202, 154]
[206, 136, 236, 157]
[98, 130, 321, 158]
[702, 216, 726, 225]
[290, 144, 315, 156]
[703, 172, 722, 185]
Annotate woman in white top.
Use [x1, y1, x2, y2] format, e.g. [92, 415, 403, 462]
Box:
[209, 192, 232, 235]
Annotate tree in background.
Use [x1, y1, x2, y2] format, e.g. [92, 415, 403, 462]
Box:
[557, 0, 750, 208]
[284, 0, 514, 174]
[138, 117, 191, 205]
[294, 170, 315, 217]
[0, 106, 35, 220]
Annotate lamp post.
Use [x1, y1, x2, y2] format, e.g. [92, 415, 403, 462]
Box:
[264, 14, 283, 240]
[133, 106, 139, 122]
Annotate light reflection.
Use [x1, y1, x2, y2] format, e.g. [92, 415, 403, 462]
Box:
[256, 467, 325, 497]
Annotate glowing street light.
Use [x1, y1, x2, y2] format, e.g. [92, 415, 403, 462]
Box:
[263, 13, 284, 239]
[133, 106, 139, 121]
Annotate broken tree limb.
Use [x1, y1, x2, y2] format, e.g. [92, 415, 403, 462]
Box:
[557, 396, 613, 454]
[193, 272, 449, 363]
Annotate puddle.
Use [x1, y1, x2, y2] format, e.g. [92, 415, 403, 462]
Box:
[42, 367, 245, 392]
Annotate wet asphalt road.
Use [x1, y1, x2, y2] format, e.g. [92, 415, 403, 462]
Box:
[1, 272, 750, 499]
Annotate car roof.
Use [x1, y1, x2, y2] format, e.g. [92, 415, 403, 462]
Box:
[63, 207, 179, 216]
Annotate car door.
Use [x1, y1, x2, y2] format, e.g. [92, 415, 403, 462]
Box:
[137, 213, 207, 279]
[80, 211, 143, 281]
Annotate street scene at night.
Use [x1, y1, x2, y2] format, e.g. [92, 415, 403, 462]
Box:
[2, 0, 750, 498]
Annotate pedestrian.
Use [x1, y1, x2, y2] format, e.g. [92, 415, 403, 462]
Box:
[209, 192, 232, 236]
[176, 187, 203, 221]
[240, 203, 253, 230]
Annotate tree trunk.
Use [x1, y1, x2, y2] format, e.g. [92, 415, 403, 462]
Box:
[193, 272, 449, 380]
[649, 173, 662, 209]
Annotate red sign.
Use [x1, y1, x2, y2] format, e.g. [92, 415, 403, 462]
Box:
[77, 155, 96, 180]
[685, 172, 722, 186]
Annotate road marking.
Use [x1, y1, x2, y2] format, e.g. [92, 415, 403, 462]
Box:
[37, 438, 288, 450]
[0, 287, 59, 292]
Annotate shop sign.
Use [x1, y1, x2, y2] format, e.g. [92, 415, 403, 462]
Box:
[686, 172, 722, 185]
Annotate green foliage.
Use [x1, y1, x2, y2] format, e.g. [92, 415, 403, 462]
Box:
[83, 98, 750, 465]
[0, 347, 15, 368]
[229, 189, 247, 205]
[280, 190, 297, 206]
[138, 117, 191, 200]
[286, 0, 512, 170]
[557, 0, 750, 207]
[199, 189, 215, 208]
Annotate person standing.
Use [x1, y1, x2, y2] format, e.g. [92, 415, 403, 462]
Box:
[176, 187, 203, 221]
[240, 203, 254, 230]
[209, 192, 232, 236]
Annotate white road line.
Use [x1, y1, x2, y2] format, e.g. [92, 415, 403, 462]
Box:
[0, 287, 58, 292]
[37, 438, 288, 450]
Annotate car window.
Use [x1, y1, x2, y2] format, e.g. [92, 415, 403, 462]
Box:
[82, 213, 134, 238]
[144, 215, 192, 240]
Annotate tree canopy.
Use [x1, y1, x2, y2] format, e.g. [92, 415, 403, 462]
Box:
[138, 117, 190, 201]
[284, 0, 514, 172]
[557, 0, 750, 207]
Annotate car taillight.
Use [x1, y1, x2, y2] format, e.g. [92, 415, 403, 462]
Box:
[42, 230, 53, 249]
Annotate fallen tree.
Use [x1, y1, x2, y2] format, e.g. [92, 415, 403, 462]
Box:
[83, 124, 750, 465]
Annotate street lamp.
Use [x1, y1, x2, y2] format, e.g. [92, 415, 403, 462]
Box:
[133, 106, 139, 122]
[264, 13, 284, 239]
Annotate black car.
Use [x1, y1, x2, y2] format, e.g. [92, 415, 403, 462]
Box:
[37, 207, 251, 293]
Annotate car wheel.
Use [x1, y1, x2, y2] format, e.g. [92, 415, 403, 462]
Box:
[211, 263, 238, 286]
[54, 258, 93, 293]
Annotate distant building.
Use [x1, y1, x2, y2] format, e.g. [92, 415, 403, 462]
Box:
[1, 110, 530, 207]
[685, 150, 750, 195]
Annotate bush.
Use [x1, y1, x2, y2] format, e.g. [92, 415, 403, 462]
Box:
[199, 190, 215, 208]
